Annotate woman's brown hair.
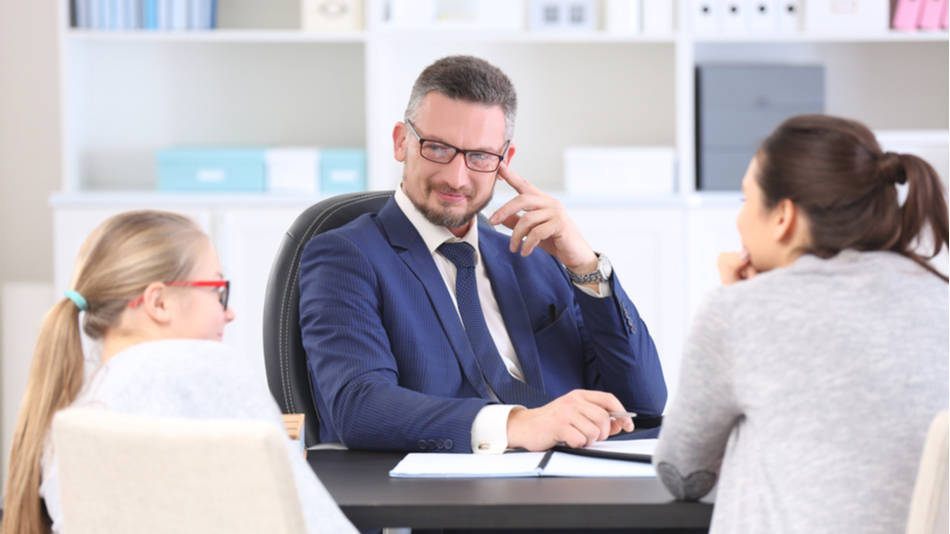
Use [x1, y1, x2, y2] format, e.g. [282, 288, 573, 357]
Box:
[2, 210, 207, 534]
[756, 114, 948, 281]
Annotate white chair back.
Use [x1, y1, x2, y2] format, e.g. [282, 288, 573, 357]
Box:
[52, 407, 307, 534]
[906, 410, 949, 534]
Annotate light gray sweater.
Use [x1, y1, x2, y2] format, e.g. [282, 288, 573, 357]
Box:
[41, 339, 357, 534]
[654, 250, 949, 534]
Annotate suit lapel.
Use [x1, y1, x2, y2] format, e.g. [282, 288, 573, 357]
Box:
[376, 200, 492, 399]
[477, 220, 546, 393]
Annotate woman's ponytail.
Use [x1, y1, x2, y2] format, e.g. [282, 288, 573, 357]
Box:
[2, 299, 87, 534]
[892, 153, 949, 278]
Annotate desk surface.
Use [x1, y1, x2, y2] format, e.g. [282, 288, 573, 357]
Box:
[308, 450, 713, 530]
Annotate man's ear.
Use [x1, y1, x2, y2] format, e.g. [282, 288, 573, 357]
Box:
[393, 121, 408, 163]
[772, 198, 798, 243]
[503, 142, 516, 166]
[140, 282, 173, 325]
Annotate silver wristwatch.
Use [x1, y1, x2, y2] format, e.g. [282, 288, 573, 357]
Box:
[566, 252, 612, 284]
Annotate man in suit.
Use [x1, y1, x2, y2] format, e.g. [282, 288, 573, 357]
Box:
[299, 55, 666, 454]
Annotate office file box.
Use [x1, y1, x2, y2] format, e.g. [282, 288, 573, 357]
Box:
[266, 148, 320, 195]
[918, 0, 945, 29]
[893, 0, 926, 29]
[157, 148, 266, 192]
[564, 146, 676, 196]
[320, 148, 366, 194]
[804, 0, 888, 33]
[696, 64, 824, 191]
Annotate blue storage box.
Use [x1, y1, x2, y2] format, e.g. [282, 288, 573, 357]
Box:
[320, 148, 366, 194]
[157, 148, 267, 192]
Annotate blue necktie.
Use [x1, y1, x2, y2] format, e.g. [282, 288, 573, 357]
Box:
[438, 241, 547, 407]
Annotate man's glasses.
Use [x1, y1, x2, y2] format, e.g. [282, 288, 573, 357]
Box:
[128, 280, 230, 310]
[405, 119, 509, 173]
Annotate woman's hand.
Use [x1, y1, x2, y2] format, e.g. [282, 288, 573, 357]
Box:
[717, 249, 758, 285]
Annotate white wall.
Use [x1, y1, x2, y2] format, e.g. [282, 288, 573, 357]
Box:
[1, 283, 55, 490]
[0, 0, 61, 492]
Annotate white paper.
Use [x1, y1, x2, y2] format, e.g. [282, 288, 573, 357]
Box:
[543, 452, 656, 478]
[390, 444, 658, 478]
[583, 438, 659, 456]
[390, 452, 546, 478]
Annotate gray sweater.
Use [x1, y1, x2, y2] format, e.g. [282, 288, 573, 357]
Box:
[654, 250, 949, 534]
[41, 339, 357, 534]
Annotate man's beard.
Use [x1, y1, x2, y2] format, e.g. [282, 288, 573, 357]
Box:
[406, 173, 494, 229]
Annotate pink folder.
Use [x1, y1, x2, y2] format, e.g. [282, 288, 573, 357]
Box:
[892, 0, 925, 30]
[941, 0, 949, 28]
[918, 0, 944, 29]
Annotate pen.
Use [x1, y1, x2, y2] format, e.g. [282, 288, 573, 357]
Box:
[608, 411, 637, 419]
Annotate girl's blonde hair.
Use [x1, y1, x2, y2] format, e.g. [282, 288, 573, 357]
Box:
[2, 210, 207, 534]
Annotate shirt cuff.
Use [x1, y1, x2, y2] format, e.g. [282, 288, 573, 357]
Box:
[574, 279, 612, 298]
[471, 404, 520, 454]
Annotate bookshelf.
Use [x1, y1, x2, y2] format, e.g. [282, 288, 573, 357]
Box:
[52, 0, 949, 398]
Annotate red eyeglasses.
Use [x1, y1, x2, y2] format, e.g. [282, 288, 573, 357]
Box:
[128, 280, 230, 310]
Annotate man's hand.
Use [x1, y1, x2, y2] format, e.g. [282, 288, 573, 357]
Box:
[717, 249, 758, 285]
[506, 389, 635, 451]
[489, 163, 598, 274]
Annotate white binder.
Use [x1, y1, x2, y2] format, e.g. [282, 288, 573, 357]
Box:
[775, 0, 801, 32]
[691, 0, 721, 35]
[745, 0, 777, 33]
[721, 0, 746, 33]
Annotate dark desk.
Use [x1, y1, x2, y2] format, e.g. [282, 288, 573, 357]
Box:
[308, 450, 713, 531]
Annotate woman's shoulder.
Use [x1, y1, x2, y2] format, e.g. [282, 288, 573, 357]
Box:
[86, 339, 277, 419]
[111, 339, 249, 372]
[96, 340, 260, 396]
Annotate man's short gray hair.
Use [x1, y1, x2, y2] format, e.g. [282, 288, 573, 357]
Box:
[404, 55, 517, 141]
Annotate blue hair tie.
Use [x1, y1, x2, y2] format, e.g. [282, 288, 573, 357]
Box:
[64, 290, 89, 311]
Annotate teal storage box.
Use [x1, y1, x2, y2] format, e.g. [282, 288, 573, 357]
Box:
[158, 148, 267, 192]
[320, 148, 366, 194]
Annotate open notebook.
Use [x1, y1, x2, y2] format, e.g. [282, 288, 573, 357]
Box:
[389, 439, 657, 478]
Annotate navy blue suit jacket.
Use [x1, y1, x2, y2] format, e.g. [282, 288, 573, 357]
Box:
[298, 196, 666, 452]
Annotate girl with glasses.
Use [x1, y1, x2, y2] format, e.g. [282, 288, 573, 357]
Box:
[2, 210, 355, 534]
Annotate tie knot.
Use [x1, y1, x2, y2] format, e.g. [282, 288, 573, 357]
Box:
[438, 241, 476, 269]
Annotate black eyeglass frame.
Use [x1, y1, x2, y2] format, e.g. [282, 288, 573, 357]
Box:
[404, 119, 510, 173]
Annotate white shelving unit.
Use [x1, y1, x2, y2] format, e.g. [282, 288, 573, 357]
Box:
[51, 0, 949, 399]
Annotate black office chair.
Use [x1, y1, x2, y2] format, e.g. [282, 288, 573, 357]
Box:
[262, 191, 393, 447]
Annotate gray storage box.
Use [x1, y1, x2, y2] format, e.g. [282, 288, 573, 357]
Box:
[696, 64, 824, 191]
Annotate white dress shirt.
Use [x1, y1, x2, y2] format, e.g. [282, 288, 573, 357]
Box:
[393, 185, 609, 453]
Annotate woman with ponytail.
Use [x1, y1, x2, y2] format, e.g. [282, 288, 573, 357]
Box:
[2, 210, 355, 534]
[654, 115, 948, 533]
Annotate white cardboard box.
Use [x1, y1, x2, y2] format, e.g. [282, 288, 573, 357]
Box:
[642, 0, 675, 33]
[387, 0, 523, 30]
[564, 147, 676, 196]
[803, 0, 889, 33]
[266, 148, 320, 195]
[605, 0, 641, 33]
